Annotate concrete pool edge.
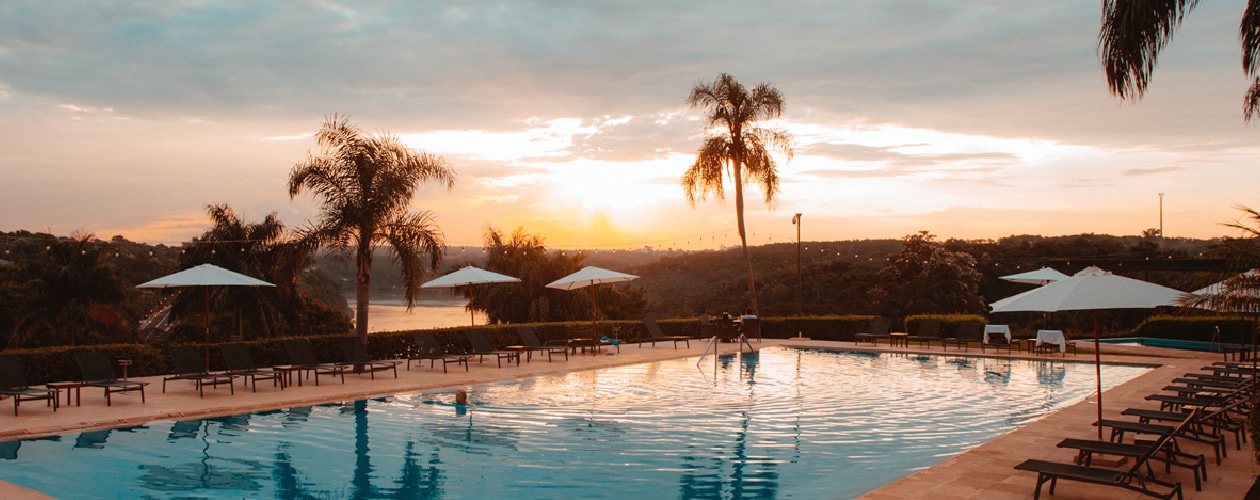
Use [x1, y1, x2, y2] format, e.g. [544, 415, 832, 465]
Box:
[0, 339, 1253, 499]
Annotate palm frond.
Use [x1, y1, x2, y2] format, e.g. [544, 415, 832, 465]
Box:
[1099, 0, 1199, 100]
[682, 136, 730, 205]
[1242, 0, 1260, 74]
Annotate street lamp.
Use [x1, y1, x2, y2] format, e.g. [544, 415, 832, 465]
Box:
[791, 213, 803, 316]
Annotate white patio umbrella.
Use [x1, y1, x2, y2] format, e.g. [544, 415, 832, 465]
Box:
[546, 266, 638, 336]
[421, 266, 521, 329]
[990, 266, 1185, 439]
[1000, 266, 1069, 285]
[137, 263, 275, 371]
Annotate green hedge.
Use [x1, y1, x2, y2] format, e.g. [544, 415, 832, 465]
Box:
[903, 314, 991, 337]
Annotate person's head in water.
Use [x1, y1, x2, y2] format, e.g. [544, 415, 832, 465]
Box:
[455, 389, 468, 405]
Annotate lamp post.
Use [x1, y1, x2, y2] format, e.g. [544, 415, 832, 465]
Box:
[791, 213, 802, 316]
[1158, 193, 1164, 242]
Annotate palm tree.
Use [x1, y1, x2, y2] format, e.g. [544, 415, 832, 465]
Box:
[289, 114, 455, 344]
[682, 73, 793, 313]
[15, 232, 131, 347]
[1100, 1, 1260, 120]
[174, 203, 312, 339]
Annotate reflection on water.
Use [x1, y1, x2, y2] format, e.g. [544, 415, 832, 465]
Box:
[0, 347, 1151, 499]
[352, 299, 489, 333]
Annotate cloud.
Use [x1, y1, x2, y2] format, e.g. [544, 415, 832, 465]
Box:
[1122, 166, 1186, 177]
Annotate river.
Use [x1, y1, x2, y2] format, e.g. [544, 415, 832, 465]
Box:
[348, 298, 488, 333]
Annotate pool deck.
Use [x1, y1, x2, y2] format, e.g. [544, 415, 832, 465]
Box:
[0, 339, 1254, 499]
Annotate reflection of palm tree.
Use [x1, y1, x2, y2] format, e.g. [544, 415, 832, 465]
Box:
[288, 114, 455, 344]
[351, 399, 377, 499]
[683, 73, 793, 313]
[392, 441, 444, 499]
[272, 445, 321, 500]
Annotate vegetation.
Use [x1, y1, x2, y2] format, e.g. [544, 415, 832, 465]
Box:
[1100, 1, 1260, 121]
[683, 73, 793, 314]
[13, 232, 132, 347]
[466, 227, 647, 326]
[287, 114, 455, 345]
[871, 232, 985, 317]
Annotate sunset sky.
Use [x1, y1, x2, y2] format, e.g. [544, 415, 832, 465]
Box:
[2, 1, 1258, 250]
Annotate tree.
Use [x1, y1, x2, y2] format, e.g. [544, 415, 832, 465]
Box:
[172, 203, 320, 340]
[870, 232, 985, 318]
[14, 232, 131, 347]
[682, 73, 793, 314]
[288, 114, 455, 344]
[1100, 1, 1260, 120]
[476, 227, 585, 324]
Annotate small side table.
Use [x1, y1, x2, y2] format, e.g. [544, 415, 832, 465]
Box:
[46, 381, 83, 407]
[503, 345, 532, 362]
[118, 359, 132, 379]
[273, 365, 304, 387]
[889, 332, 909, 348]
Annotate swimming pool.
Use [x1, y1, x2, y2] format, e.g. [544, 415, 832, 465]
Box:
[0, 347, 1150, 499]
[1100, 337, 1243, 353]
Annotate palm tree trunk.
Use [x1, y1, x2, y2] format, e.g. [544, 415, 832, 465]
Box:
[355, 237, 373, 345]
[733, 161, 759, 314]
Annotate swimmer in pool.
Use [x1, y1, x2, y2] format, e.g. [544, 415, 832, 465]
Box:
[455, 389, 468, 405]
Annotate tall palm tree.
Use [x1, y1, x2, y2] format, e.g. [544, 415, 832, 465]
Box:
[683, 73, 793, 313]
[1100, 1, 1260, 120]
[289, 114, 455, 344]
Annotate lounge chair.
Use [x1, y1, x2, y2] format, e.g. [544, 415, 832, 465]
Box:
[905, 319, 941, 348]
[516, 326, 569, 361]
[942, 322, 983, 351]
[220, 344, 284, 392]
[1014, 418, 1186, 500]
[409, 331, 469, 373]
[0, 356, 57, 416]
[981, 328, 1016, 354]
[281, 339, 346, 386]
[854, 317, 891, 345]
[74, 351, 149, 406]
[1058, 410, 1205, 491]
[465, 330, 521, 368]
[641, 317, 691, 349]
[338, 337, 400, 379]
[162, 345, 238, 397]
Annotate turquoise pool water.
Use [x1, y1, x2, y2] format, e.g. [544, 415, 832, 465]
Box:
[0, 347, 1150, 499]
[1100, 337, 1244, 353]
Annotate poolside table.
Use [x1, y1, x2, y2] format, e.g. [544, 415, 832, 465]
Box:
[46, 381, 82, 407]
[983, 324, 1011, 343]
[1035, 330, 1067, 354]
[888, 332, 909, 348]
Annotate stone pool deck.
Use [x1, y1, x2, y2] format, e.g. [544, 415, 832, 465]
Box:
[0, 339, 1253, 499]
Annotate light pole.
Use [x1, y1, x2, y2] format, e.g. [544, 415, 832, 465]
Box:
[791, 213, 802, 316]
[1158, 193, 1164, 242]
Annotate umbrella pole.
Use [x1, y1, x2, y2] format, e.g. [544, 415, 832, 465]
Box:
[1094, 311, 1102, 441]
[204, 285, 212, 372]
[468, 284, 476, 330]
[590, 285, 597, 337]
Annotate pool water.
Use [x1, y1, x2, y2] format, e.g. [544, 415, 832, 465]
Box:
[0, 347, 1150, 499]
[1100, 337, 1244, 353]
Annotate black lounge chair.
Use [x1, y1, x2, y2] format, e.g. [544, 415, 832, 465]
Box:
[1058, 410, 1205, 491]
[942, 322, 983, 351]
[338, 337, 400, 379]
[905, 319, 941, 348]
[220, 344, 284, 392]
[1014, 418, 1185, 500]
[739, 317, 762, 342]
[0, 356, 57, 416]
[409, 332, 469, 373]
[74, 351, 148, 406]
[281, 339, 346, 386]
[516, 326, 568, 361]
[465, 330, 520, 368]
[162, 345, 238, 397]
[641, 318, 691, 349]
[854, 317, 891, 345]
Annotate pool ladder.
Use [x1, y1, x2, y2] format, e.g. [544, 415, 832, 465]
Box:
[696, 333, 757, 372]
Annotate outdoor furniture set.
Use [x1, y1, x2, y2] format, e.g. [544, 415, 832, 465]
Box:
[1012, 360, 1254, 499]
